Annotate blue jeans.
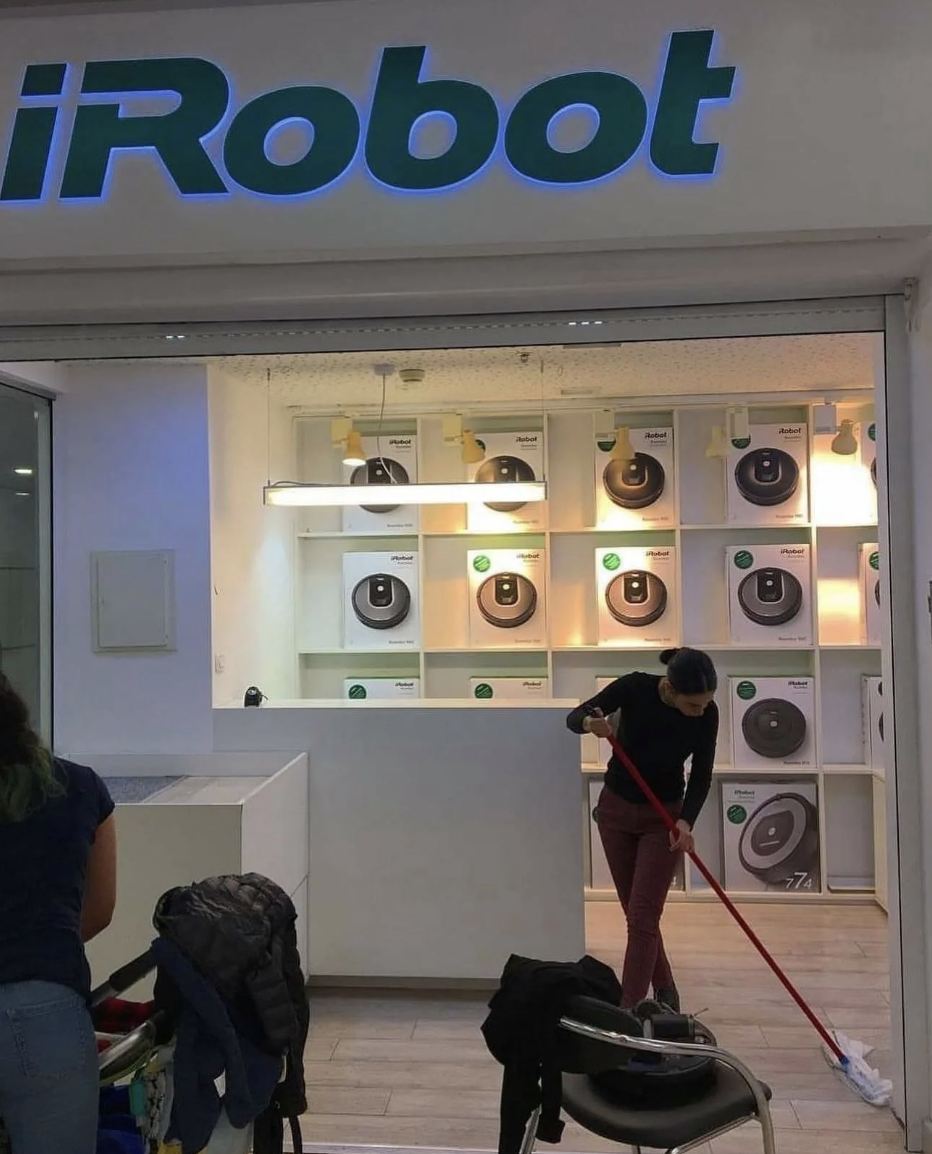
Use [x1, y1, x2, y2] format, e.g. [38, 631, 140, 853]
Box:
[0, 981, 98, 1154]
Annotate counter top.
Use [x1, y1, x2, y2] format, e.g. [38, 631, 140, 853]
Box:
[216, 697, 577, 710]
[105, 775, 269, 805]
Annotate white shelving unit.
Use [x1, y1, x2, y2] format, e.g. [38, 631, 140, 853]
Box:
[290, 399, 882, 906]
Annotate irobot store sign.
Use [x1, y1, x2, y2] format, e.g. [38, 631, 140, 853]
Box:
[0, 30, 735, 204]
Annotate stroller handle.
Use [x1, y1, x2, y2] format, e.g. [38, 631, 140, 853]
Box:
[90, 949, 156, 1008]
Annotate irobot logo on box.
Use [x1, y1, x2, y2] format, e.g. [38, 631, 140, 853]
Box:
[0, 30, 735, 204]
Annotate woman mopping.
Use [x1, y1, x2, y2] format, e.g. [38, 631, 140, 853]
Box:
[566, 647, 718, 1012]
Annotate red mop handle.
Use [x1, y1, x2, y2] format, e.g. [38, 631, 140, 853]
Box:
[604, 730, 845, 1063]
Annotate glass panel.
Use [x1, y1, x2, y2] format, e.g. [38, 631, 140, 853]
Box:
[0, 384, 50, 739]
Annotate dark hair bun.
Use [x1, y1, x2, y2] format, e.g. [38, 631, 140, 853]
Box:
[660, 647, 718, 695]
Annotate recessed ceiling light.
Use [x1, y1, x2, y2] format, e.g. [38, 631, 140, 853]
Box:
[13, 467, 33, 476]
[14, 491, 29, 498]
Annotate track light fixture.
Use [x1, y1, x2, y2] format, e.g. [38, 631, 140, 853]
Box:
[831, 419, 858, 456]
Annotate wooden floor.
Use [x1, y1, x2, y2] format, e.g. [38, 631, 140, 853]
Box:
[303, 901, 902, 1153]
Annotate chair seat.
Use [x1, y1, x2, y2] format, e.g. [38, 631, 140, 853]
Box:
[562, 1065, 772, 1150]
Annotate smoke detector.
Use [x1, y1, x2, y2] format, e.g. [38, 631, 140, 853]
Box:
[398, 368, 426, 388]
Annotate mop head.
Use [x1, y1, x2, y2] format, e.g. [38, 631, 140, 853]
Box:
[822, 1030, 893, 1107]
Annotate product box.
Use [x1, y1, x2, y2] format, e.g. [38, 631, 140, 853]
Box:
[469, 677, 549, 700]
[725, 543, 813, 646]
[860, 542, 881, 646]
[722, 780, 821, 894]
[862, 675, 884, 769]
[729, 677, 816, 769]
[342, 434, 419, 534]
[467, 548, 547, 647]
[593, 425, 675, 529]
[342, 551, 420, 649]
[725, 423, 809, 526]
[595, 546, 677, 646]
[344, 678, 421, 700]
[466, 431, 545, 532]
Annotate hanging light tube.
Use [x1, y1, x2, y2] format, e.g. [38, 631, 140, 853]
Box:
[264, 480, 547, 507]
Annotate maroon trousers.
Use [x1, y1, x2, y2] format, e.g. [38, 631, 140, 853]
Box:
[596, 785, 683, 1007]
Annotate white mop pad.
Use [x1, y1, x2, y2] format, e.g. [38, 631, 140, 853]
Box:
[822, 1030, 893, 1107]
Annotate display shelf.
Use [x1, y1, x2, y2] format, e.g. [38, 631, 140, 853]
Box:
[288, 395, 884, 908]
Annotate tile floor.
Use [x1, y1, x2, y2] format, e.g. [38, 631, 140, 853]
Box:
[303, 900, 902, 1153]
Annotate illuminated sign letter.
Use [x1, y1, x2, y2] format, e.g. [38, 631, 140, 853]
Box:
[60, 57, 229, 199]
[365, 46, 499, 190]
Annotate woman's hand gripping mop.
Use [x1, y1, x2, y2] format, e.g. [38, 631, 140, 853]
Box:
[604, 729, 893, 1108]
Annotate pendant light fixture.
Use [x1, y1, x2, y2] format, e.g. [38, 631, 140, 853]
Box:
[262, 372, 546, 508]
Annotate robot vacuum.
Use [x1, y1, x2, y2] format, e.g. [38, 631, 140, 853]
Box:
[474, 455, 536, 512]
[871, 458, 877, 487]
[349, 456, 409, 513]
[878, 681, 883, 742]
[737, 568, 803, 626]
[602, 453, 666, 510]
[738, 793, 820, 885]
[605, 570, 668, 627]
[476, 572, 538, 628]
[874, 578, 880, 606]
[350, 574, 411, 630]
[734, 448, 800, 507]
[741, 698, 807, 759]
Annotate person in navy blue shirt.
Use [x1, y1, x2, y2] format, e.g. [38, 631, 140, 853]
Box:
[0, 673, 117, 1154]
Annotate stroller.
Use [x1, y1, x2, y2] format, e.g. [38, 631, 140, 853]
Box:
[0, 949, 276, 1153]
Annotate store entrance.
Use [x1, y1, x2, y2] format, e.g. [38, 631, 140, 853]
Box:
[17, 311, 903, 1150]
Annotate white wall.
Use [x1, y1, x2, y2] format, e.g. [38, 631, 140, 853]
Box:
[208, 370, 296, 704]
[53, 363, 214, 752]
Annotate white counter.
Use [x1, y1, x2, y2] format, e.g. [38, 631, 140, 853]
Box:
[82, 754, 308, 994]
[214, 701, 585, 983]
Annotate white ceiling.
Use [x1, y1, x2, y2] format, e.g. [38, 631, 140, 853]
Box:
[204, 332, 879, 414]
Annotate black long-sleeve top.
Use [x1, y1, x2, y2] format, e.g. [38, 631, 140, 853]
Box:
[566, 672, 718, 828]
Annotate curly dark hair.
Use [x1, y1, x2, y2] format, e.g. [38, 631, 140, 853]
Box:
[0, 673, 61, 823]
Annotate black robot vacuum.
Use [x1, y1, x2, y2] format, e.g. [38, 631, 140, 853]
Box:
[474, 455, 536, 512]
[741, 698, 807, 759]
[734, 448, 800, 507]
[349, 456, 409, 513]
[602, 453, 666, 510]
[476, 572, 538, 628]
[874, 578, 880, 606]
[738, 793, 820, 885]
[878, 680, 883, 742]
[737, 567, 803, 626]
[871, 458, 877, 487]
[351, 574, 411, 630]
[605, 570, 668, 627]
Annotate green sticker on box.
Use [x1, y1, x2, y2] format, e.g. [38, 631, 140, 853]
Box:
[869, 551, 879, 570]
[348, 684, 367, 700]
[727, 805, 748, 824]
[602, 552, 621, 571]
[735, 680, 757, 701]
[734, 550, 754, 570]
[473, 554, 491, 573]
[474, 683, 494, 699]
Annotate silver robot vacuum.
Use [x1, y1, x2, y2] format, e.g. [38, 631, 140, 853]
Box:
[738, 793, 820, 885]
[741, 698, 807, 759]
[605, 570, 668, 627]
[476, 572, 538, 628]
[602, 453, 666, 510]
[737, 567, 803, 627]
[351, 573, 411, 630]
[349, 456, 409, 513]
[474, 455, 536, 512]
[734, 448, 799, 507]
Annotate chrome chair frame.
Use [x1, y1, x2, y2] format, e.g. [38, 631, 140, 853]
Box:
[517, 1015, 776, 1154]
